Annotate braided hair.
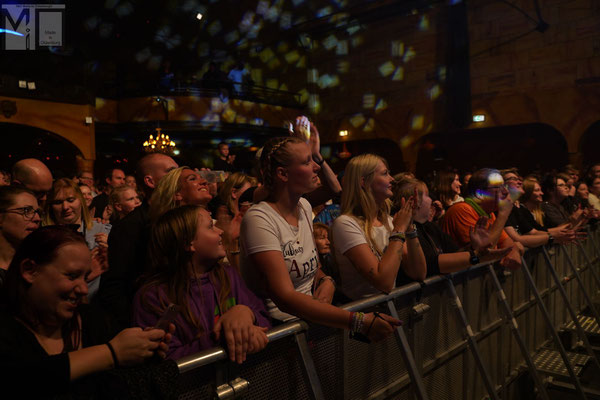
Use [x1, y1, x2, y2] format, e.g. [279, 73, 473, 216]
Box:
[260, 136, 305, 190]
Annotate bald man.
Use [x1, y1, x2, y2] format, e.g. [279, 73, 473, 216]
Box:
[98, 153, 178, 328]
[11, 158, 53, 205]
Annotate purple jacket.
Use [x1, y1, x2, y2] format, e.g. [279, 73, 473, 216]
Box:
[132, 264, 271, 360]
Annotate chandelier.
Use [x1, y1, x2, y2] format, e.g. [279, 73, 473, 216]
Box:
[143, 127, 176, 154]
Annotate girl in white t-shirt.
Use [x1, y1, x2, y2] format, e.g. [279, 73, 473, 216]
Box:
[332, 154, 426, 300]
[241, 130, 399, 342]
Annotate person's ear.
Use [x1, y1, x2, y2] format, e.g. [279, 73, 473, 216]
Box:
[186, 242, 196, 252]
[174, 191, 183, 202]
[113, 203, 123, 213]
[231, 189, 239, 200]
[20, 259, 38, 284]
[276, 166, 288, 183]
[143, 175, 155, 189]
[360, 176, 365, 189]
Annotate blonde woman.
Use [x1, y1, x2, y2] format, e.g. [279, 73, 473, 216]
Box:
[241, 135, 400, 341]
[332, 155, 426, 300]
[44, 178, 111, 299]
[148, 167, 212, 221]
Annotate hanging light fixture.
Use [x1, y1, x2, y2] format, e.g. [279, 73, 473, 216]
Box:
[143, 127, 176, 154]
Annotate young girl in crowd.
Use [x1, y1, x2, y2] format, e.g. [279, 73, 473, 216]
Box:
[0, 226, 172, 398]
[393, 178, 511, 277]
[132, 205, 270, 362]
[109, 185, 142, 222]
[44, 178, 111, 299]
[240, 135, 400, 342]
[0, 186, 41, 285]
[332, 154, 427, 299]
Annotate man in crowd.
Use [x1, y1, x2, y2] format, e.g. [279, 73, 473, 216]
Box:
[441, 168, 523, 270]
[97, 153, 178, 328]
[78, 170, 97, 195]
[90, 168, 125, 219]
[11, 158, 53, 206]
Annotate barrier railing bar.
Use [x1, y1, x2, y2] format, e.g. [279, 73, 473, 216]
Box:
[294, 331, 326, 400]
[486, 264, 551, 400]
[520, 255, 588, 400]
[177, 320, 307, 372]
[386, 300, 430, 400]
[445, 277, 501, 400]
[554, 246, 600, 371]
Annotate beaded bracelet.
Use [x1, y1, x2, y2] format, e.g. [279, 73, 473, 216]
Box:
[389, 231, 406, 242]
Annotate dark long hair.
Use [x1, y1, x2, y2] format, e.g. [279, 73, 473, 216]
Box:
[139, 205, 231, 340]
[1, 226, 88, 351]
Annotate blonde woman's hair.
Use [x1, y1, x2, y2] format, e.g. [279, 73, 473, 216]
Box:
[522, 176, 545, 226]
[149, 166, 190, 221]
[260, 136, 306, 191]
[218, 172, 256, 214]
[44, 178, 93, 229]
[340, 154, 392, 255]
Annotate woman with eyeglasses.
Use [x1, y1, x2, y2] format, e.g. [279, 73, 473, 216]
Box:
[0, 186, 42, 286]
[44, 179, 111, 300]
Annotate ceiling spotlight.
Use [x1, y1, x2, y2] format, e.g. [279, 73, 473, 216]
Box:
[196, 13, 203, 21]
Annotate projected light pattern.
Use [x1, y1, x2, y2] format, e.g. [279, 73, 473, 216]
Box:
[67, 0, 449, 151]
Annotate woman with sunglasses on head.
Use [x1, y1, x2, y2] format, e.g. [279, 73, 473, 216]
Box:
[0, 186, 42, 286]
[332, 154, 426, 300]
[44, 179, 111, 299]
[0, 226, 173, 398]
[240, 129, 400, 342]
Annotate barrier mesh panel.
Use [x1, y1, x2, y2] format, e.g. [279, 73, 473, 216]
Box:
[173, 233, 600, 400]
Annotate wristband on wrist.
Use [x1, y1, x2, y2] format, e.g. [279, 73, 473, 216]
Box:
[389, 231, 406, 242]
[106, 342, 119, 368]
[468, 247, 480, 265]
[406, 228, 419, 239]
[547, 234, 554, 246]
[313, 155, 325, 165]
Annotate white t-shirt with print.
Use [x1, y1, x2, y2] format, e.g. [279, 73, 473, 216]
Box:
[240, 198, 319, 321]
[332, 214, 394, 300]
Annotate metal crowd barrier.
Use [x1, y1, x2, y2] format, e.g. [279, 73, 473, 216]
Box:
[175, 227, 600, 400]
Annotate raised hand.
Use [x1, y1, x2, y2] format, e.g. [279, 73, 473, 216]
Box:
[469, 216, 491, 251]
[392, 196, 413, 233]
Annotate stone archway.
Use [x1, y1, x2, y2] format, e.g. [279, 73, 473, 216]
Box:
[0, 96, 95, 167]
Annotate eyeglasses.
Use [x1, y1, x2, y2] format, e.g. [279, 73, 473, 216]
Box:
[0, 206, 44, 220]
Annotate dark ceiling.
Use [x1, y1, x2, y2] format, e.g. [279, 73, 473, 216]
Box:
[1, 0, 439, 98]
